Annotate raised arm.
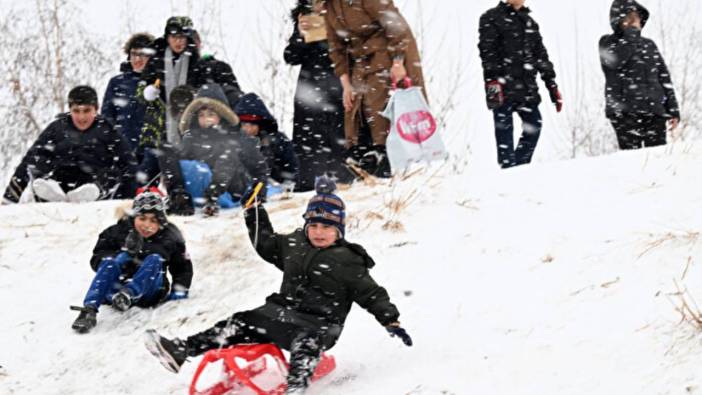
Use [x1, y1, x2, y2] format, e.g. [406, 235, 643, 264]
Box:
[243, 205, 285, 271]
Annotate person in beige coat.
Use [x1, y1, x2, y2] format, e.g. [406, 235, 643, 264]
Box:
[324, 0, 426, 177]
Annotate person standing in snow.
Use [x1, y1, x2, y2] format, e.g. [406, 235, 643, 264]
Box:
[145, 176, 411, 394]
[2, 86, 137, 204]
[70, 189, 193, 334]
[324, 0, 427, 178]
[234, 93, 300, 189]
[478, 0, 562, 169]
[102, 33, 155, 162]
[599, 0, 680, 150]
[140, 16, 202, 146]
[284, 0, 354, 191]
[158, 84, 269, 217]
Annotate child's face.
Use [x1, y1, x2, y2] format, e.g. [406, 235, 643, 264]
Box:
[307, 222, 339, 248]
[134, 213, 161, 238]
[241, 122, 260, 137]
[167, 34, 188, 54]
[198, 108, 221, 128]
[70, 104, 97, 132]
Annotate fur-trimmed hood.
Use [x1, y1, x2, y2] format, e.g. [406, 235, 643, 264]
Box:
[179, 83, 239, 134]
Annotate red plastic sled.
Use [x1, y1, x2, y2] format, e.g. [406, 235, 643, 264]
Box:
[189, 344, 336, 395]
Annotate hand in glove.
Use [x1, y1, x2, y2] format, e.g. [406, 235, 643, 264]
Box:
[485, 80, 504, 110]
[385, 322, 413, 346]
[548, 85, 563, 113]
[167, 290, 189, 301]
[167, 190, 194, 216]
[122, 229, 144, 256]
[239, 182, 266, 209]
[144, 84, 161, 102]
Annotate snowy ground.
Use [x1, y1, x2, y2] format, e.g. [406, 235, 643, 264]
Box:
[1, 142, 702, 395]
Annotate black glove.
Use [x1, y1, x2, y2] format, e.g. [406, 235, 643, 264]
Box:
[122, 229, 144, 256]
[167, 190, 194, 216]
[239, 182, 266, 209]
[202, 201, 219, 217]
[386, 324, 413, 346]
[485, 80, 504, 110]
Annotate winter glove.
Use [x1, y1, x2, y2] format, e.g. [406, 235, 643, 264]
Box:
[144, 84, 160, 102]
[485, 80, 504, 110]
[548, 85, 563, 113]
[202, 201, 219, 217]
[239, 182, 266, 209]
[386, 323, 413, 346]
[122, 229, 144, 256]
[167, 191, 194, 216]
[167, 290, 189, 301]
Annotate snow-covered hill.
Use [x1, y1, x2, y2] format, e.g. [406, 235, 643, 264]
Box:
[1, 142, 701, 394]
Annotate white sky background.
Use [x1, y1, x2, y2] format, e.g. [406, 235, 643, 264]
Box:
[3, 0, 699, 171]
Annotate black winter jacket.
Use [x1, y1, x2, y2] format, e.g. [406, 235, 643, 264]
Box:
[284, 19, 351, 190]
[179, 126, 270, 200]
[478, 2, 557, 106]
[3, 114, 137, 202]
[244, 206, 400, 330]
[101, 62, 148, 155]
[90, 217, 193, 296]
[599, 0, 679, 119]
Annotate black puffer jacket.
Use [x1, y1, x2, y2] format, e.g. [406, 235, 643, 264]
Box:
[599, 0, 679, 119]
[478, 1, 557, 105]
[176, 84, 269, 201]
[3, 114, 137, 202]
[244, 206, 400, 330]
[141, 37, 201, 102]
[90, 217, 193, 297]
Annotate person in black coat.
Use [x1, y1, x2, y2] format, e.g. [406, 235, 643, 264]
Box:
[144, 176, 411, 393]
[160, 84, 269, 217]
[141, 16, 202, 145]
[102, 33, 155, 160]
[599, 0, 680, 150]
[478, 0, 562, 169]
[234, 93, 300, 188]
[191, 30, 244, 109]
[70, 189, 194, 334]
[2, 86, 137, 204]
[284, 0, 353, 191]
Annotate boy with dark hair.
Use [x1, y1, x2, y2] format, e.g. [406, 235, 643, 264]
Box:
[3, 86, 137, 204]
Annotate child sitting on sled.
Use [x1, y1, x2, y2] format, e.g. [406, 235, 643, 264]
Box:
[145, 176, 411, 394]
[70, 188, 194, 333]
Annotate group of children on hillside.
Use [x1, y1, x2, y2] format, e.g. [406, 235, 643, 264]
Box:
[70, 177, 410, 394]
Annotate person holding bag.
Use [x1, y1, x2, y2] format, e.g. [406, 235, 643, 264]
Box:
[324, 0, 427, 178]
[285, 0, 354, 191]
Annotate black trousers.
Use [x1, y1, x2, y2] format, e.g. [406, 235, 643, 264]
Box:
[610, 115, 667, 150]
[185, 303, 341, 389]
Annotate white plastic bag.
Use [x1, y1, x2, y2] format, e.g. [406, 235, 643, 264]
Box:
[381, 85, 447, 174]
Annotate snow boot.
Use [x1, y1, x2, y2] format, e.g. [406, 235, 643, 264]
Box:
[359, 145, 391, 178]
[32, 178, 68, 202]
[70, 305, 98, 334]
[167, 190, 194, 216]
[66, 183, 100, 203]
[111, 289, 133, 312]
[144, 329, 188, 373]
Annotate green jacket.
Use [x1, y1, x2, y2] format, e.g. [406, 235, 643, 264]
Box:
[244, 206, 400, 329]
